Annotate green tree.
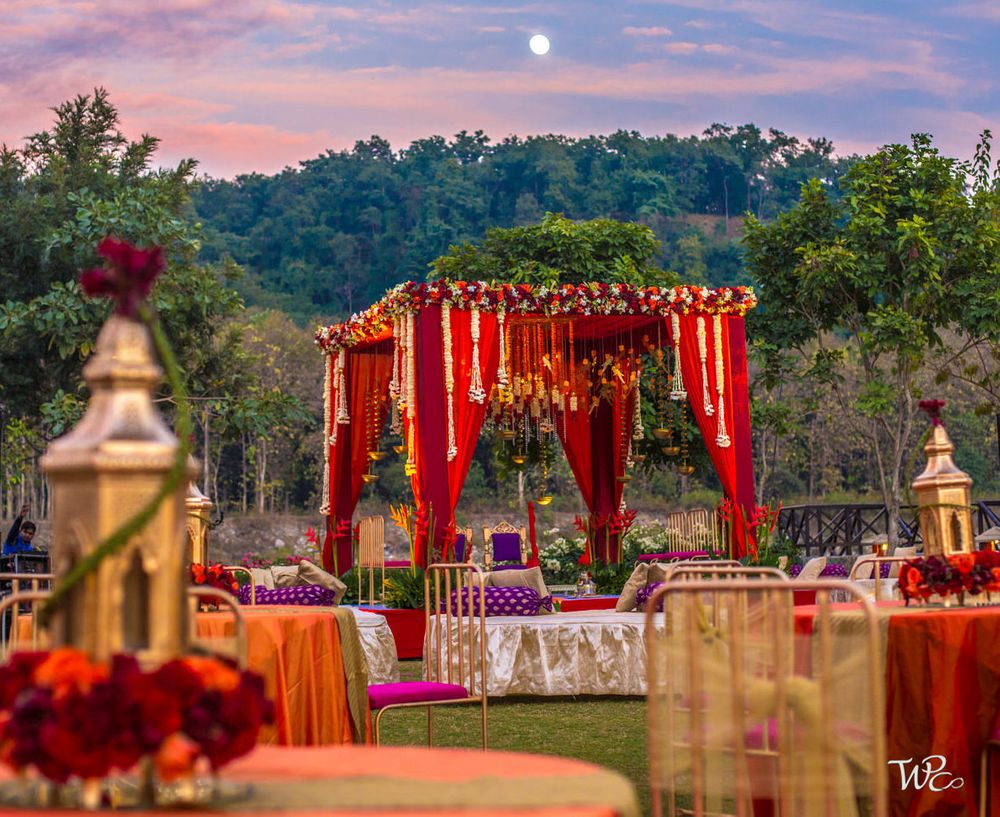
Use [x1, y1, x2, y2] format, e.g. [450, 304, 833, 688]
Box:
[744, 133, 1000, 542]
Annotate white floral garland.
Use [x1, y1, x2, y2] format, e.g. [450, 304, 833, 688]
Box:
[714, 315, 731, 448]
[670, 313, 687, 400]
[442, 303, 457, 461]
[319, 353, 333, 516]
[632, 373, 644, 440]
[335, 349, 350, 425]
[468, 306, 486, 403]
[697, 316, 714, 417]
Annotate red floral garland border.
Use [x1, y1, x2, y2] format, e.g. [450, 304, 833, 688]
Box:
[315, 280, 758, 355]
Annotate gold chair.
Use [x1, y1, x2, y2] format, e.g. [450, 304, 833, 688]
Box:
[368, 563, 488, 748]
[849, 555, 912, 602]
[482, 521, 527, 569]
[0, 588, 52, 656]
[224, 565, 257, 605]
[358, 515, 386, 604]
[663, 511, 689, 552]
[646, 578, 887, 817]
[187, 586, 248, 667]
[451, 526, 474, 563]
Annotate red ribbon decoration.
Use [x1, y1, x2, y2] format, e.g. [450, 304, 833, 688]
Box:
[526, 502, 539, 568]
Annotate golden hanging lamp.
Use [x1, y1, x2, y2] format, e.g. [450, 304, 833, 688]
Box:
[616, 474, 632, 484]
[676, 464, 695, 476]
[652, 427, 672, 442]
[535, 495, 553, 506]
[511, 454, 527, 465]
[499, 428, 517, 442]
[662, 445, 680, 457]
[392, 443, 406, 454]
[633, 453, 646, 463]
[368, 450, 386, 462]
[362, 472, 380, 484]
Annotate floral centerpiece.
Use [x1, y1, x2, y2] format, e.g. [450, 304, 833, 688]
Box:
[0, 648, 272, 806]
[898, 551, 1000, 605]
[190, 563, 239, 599]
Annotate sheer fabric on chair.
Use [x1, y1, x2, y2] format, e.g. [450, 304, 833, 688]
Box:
[482, 521, 527, 569]
[645, 579, 887, 817]
[368, 563, 488, 748]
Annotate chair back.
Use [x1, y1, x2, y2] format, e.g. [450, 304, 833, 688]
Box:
[187, 586, 248, 668]
[452, 528, 473, 563]
[0, 589, 51, 656]
[482, 521, 527, 569]
[358, 515, 386, 604]
[424, 563, 487, 700]
[645, 578, 887, 817]
[850, 555, 912, 602]
[663, 511, 688, 552]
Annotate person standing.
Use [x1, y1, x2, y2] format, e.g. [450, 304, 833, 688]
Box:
[3, 503, 37, 555]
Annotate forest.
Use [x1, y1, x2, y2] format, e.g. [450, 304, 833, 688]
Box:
[2, 89, 999, 530]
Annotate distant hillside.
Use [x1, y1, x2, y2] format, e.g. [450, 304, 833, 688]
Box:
[191, 125, 854, 322]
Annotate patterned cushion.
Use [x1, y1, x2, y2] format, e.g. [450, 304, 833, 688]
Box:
[491, 532, 522, 563]
[448, 586, 553, 617]
[635, 581, 665, 612]
[238, 584, 336, 606]
[296, 559, 347, 605]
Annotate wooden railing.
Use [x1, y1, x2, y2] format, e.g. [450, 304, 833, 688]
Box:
[777, 501, 1000, 557]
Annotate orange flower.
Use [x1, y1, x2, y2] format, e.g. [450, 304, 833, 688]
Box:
[154, 733, 199, 782]
[950, 553, 975, 575]
[33, 648, 106, 696]
[181, 656, 240, 692]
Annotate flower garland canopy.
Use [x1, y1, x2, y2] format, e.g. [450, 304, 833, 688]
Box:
[316, 280, 758, 572]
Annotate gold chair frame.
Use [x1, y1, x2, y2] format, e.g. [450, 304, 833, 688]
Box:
[372, 563, 488, 749]
[482, 521, 527, 569]
[645, 578, 888, 817]
[358, 515, 386, 605]
[662, 508, 725, 553]
[451, 526, 474, 563]
[849, 555, 913, 601]
[187, 586, 248, 667]
[223, 565, 256, 605]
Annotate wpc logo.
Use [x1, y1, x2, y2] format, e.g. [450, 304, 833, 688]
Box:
[888, 756, 965, 791]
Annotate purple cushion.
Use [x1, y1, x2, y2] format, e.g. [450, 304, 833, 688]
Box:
[637, 550, 709, 562]
[453, 533, 467, 562]
[491, 532, 522, 563]
[448, 586, 552, 616]
[788, 563, 851, 578]
[238, 584, 335, 606]
[368, 681, 468, 711]
[636, 581, 665, 612]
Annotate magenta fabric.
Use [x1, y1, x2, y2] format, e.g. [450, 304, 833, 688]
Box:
[238, 584, 336, 606]
[491, 564, 528, 571]
[637, 550, 709, 562]
[367, 681, 469, 711]
[636, 582, 665, 612]
[385, 560, 413, 569]
[490, 532, 523, 563]
[449, 586, 552, 616]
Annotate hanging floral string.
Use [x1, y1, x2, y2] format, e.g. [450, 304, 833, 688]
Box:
[320, 353, 333, 515]
[468, 306, 486, 403]
[496, 305, 508, 388]
[633, 371, 644, 440]
[334, 349, 351, 426]
[714, 315, 731, 448]
[405, 311, 417, 475]
[442, 303, 457, 461]
[696, 316, 714, 416]
[389, 317, 402, 434]
[669, 313, 687, 400]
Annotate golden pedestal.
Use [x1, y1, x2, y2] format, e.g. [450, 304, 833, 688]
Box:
[186, 480, 214, 565]
[911, 423, 974, 556]
[39, 314, 197, 664]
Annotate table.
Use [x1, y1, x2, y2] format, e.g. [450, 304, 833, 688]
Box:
[197, 607, 369, 747]
[0, 745, 640, 816]
[794, 601, 1000, 816]
[555, 595, 619, 612]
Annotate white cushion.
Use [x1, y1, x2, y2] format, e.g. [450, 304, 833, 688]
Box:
[248, 567, 274, 590]
[889, 546, 917, 577]
[852, 558, 875, 580]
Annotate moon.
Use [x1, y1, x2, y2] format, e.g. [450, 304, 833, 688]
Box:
[529, 34, 550, 55]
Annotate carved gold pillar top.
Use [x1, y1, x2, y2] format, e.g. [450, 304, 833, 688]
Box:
[41, 314, 196, 663]
[911, 422, 974, 556]
[186, 479, 214, 566]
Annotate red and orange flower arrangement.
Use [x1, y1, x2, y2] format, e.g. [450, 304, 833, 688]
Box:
[898, 551, 1000, 604]
[190, 563, 239, 596]
[0, 648, 272, 787]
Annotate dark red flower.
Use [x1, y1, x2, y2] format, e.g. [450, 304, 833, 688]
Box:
[79, 236, 165, 318]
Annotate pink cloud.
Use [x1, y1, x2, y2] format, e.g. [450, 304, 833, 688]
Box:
[702, 43, 735, 54]
[664, 42, 700, 54]
[623, 26, 673, 36]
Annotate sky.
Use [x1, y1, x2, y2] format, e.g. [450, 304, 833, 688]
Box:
[1, 0, 997, 179]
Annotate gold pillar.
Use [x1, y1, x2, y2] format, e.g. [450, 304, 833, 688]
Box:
[40, 315, 197, 664]
[186, 480, 214, 565]
[911, 423, 974, 556]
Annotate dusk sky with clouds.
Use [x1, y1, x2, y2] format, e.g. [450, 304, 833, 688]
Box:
[2, 0, 997, 179]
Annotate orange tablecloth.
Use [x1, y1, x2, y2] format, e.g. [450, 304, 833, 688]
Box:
[886, 605, 1000, 817]
[196, 608, 360, 747]
[0, 745, 639, 816]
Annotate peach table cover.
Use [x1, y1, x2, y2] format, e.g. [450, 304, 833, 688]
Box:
[0, 745, 639, 816]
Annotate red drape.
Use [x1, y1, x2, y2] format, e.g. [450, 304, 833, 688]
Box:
[411, 306, 498, 566]
[674, 314, 754, 557]
[322, 346, 393, 574]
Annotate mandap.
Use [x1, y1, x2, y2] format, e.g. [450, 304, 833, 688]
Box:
[316, 280, 758, 572]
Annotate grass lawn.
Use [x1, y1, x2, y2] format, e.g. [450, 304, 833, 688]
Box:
[378, 660, 651, 815]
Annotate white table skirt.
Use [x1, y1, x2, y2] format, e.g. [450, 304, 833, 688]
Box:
[429, 611, 649, 697]
[352, 609, 400, 684]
